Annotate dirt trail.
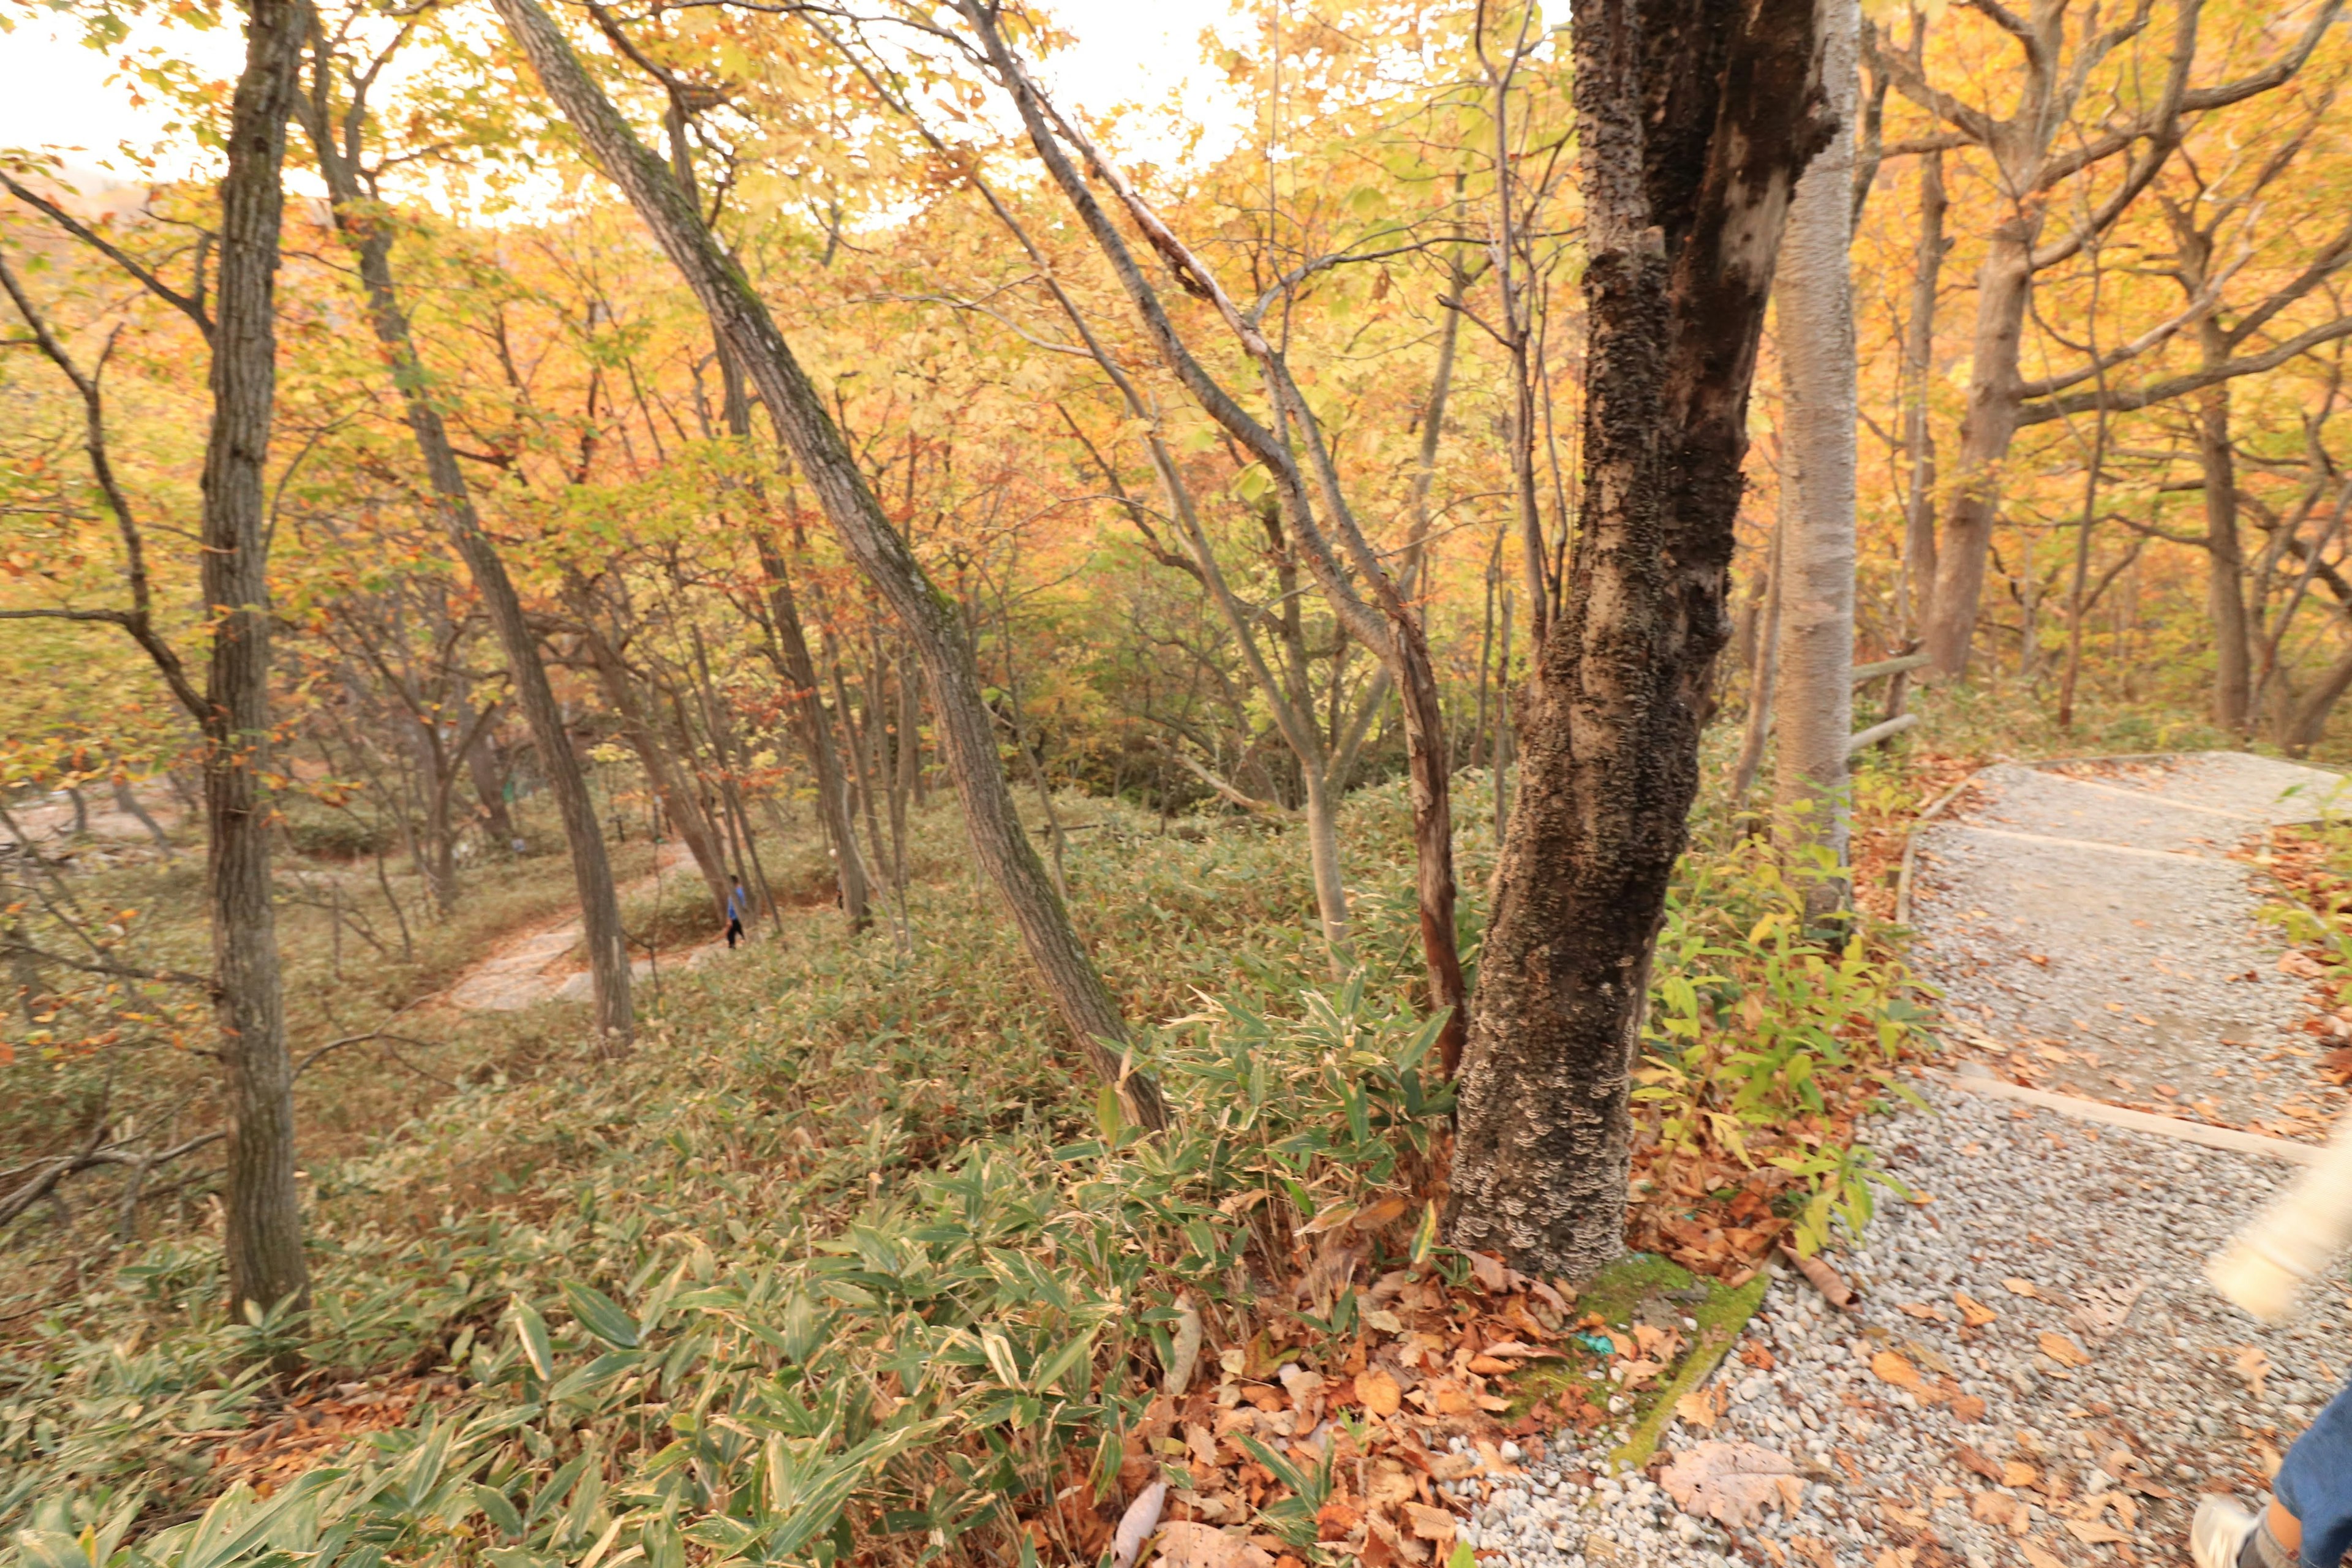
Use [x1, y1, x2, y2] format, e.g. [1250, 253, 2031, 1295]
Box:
[443, 843, 729, 1012]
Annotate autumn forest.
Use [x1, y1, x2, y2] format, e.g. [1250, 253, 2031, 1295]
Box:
[3, 0, 2350, 1560]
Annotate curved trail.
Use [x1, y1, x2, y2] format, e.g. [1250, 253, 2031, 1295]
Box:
[1468, 752, 2352, 1568]
[443, 843, 728, 1012]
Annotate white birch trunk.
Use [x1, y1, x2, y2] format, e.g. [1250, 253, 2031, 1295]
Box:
[1770, 0, 1860, 916]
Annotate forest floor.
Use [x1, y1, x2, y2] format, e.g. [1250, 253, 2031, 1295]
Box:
[1464, 752, 2352, 1568]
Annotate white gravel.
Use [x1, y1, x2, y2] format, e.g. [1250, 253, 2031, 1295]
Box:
[1469, 753, 2352, 1568]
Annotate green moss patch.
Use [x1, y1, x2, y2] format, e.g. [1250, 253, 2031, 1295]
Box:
[1503, 1252, 1771, 1474]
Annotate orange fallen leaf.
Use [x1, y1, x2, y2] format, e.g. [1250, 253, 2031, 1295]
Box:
[1354, 1368, 1401, 1419]
[2002, 1461, 2039, 1489]
[2066, 1519, 2133, 1546]
[1954, 1292, 1999, 1327]
[1898, 1302, 1949, 1323]
[1871, 1351, 1923, 1390]
[2002, 1278, 2043, 1300]
[2038, 1333, 2092, 1369]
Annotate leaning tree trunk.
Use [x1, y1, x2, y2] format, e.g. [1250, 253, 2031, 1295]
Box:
[491, 0, 1167, 1128]
[206, 0, 308, 1323]
[1770, 0, 1860, 916]
[1447, 0, 1828, 1278]
[303, 111, 633, 1050]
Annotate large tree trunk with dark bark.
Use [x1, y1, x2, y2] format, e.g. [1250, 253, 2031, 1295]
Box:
[207, 0, 309, 1323]
[491, 0, 1166, 1128]
[300, 92, 635, 1052]
[1447, 0, 1828, 1278]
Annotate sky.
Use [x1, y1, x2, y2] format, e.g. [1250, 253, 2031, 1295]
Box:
[0, 0, 1249, 183]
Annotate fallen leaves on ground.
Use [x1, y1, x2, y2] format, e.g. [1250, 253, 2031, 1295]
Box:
[1152, 1521, 1276, 1568]
[1676, 1387, 1723, 1430]
[2000, 1277, 2043, 1299]
[1114, 1249, 1602, 1564]
[2236, 1345, 2271, 1397]
[1659, 1442, 1807, 1528]
[1953, 1292, 1999, 1327]
[2036, 1332, 2092, 1368]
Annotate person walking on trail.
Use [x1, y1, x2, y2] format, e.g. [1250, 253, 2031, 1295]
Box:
[723, 878, 748, 949]
[2192, 1116, 2352, 1568]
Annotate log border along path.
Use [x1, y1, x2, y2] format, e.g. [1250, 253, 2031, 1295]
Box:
[1461, 752, 2352, 1568]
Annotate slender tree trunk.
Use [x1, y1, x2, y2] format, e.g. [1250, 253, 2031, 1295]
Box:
[300, 94, 631, 1051]
[464, 704, 518, 845]
[494, 0, 1168, 1127]
[1447, 0, 1826, 1277]
[114, 778, 174, 857]
[1901, 148, 1947, 634]
[1730, 512, 1785, 806]
[2198, 370, 2252, 730]
[207, 0, 307, 1324]
[896, 638, 924, 811]
[1769, 0, 1860, 916]
[1921, 228, 2035, 676]
[580, 619, 732, 913]
[752, 525, 872, 930]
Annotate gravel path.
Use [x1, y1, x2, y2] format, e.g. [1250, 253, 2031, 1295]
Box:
[1469, 753, 2352, 1568]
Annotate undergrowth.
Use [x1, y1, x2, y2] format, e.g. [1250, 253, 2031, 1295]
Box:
[1, 768, 1935, 1568]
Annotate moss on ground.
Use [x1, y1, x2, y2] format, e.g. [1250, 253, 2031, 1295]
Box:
[1504, 1251, 1771, 1474]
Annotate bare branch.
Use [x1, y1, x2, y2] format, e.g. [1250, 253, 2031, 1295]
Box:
[0, 173, 215, 342]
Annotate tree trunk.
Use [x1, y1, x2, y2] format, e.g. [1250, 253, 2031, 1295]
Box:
[1770, 0, 1860, 916]
[1921, 225, 2036, 676]
[300, 92, 633, 1051]
[1729, 512, 1785, 805]
[752, 527, 873, 930]
[492, 0, 1167, 1127]
[1901, 148, 1947, 633]
[465, 715, 517, 846]
[1447, 0, 1826, 1278]
[579, 618, 733, 914]
[2198, 371, 2252, 730]
[2282, 630, 2352, 752]
[206, 0, 307, 1324]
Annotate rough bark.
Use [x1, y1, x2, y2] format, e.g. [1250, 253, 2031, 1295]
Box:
[206, 0, 309, 1323]
[1770, 0, 1860, 914]
[491, 0, 1166, 1128]
[1447, 0, 1828, 1278]
[299, 83, 633, 1050]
